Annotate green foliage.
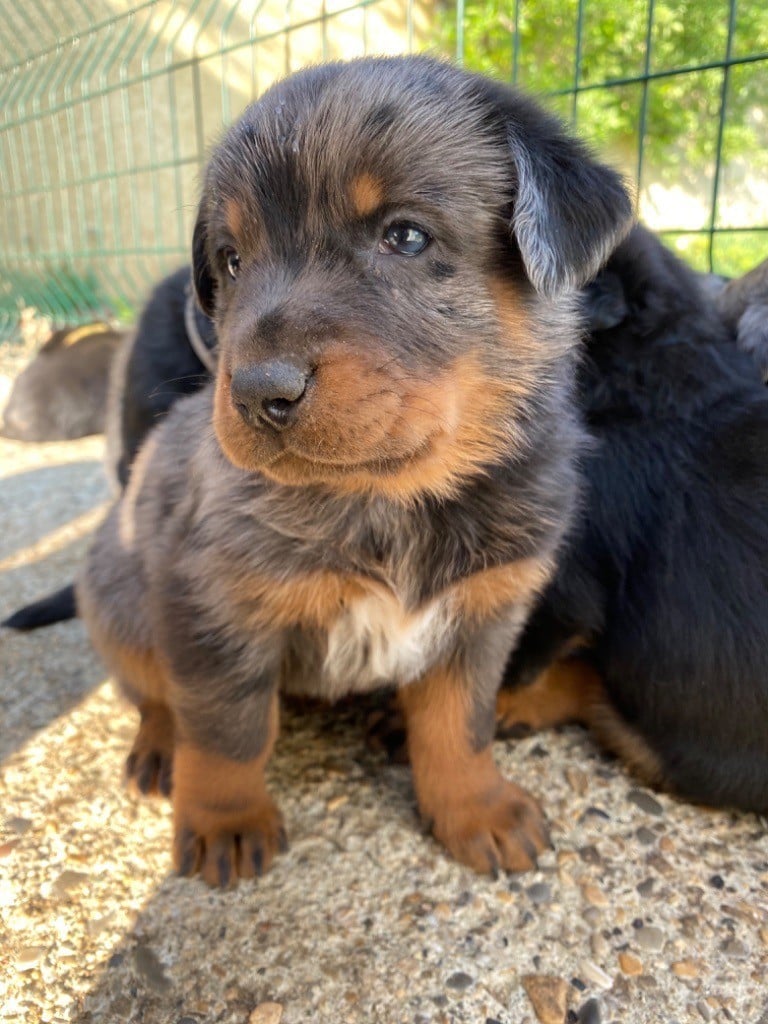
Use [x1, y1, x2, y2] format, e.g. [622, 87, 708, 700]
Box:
[436, 0, 768, 270]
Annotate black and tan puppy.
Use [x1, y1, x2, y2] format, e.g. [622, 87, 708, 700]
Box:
[78, 56, 631, 885]
[499, 225, 768, 813]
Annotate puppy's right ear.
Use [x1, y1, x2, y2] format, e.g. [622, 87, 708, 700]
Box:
[192, 209, 216, 317]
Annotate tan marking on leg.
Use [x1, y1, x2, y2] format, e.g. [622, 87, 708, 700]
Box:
[349, 172, 384, 217]
[172, 693, 285, 887]
[497, 658, 665, 786]
[399, 667, 549, 875]
[78, 571, 169, 705]
[496, 657, 602, 732]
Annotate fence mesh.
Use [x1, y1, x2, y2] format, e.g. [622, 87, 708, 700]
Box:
[1, 0, 766, 339]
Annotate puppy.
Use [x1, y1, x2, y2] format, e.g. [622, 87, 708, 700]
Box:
[1, 322, 123, 441]
[111, 266, 217, 487]
[77, 55, 631, 886]
[499, 225, 768, 813]
[715, 255, 768, 380]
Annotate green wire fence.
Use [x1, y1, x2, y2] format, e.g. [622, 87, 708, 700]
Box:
[1, 0, 766, 341]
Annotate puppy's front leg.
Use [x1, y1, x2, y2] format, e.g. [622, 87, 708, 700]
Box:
[399, 639, 549, 875]
[171, 688, 286, 887]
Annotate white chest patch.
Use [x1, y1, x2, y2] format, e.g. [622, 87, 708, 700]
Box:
[322, 589, 456, 698]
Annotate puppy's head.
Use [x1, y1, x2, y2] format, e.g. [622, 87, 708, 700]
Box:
[193, 57, 632, 500]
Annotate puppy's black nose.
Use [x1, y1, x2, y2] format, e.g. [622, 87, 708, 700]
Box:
[230, 359, 310, 430]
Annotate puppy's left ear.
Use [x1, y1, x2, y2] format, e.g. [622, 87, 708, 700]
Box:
[478, 79, 634, 297]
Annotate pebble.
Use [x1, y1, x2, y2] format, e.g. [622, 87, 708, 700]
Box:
[671, 960, 701, 979]
[248, 1004, 283, 1024]
[627, 790, 664, 816]
[634, 926, 665, 952]
[722, 900, 761, 924]
[721, 938, 748, 958]
[636, 878, 655, 896]
[578, 845, 602, 865]
[579, 961, 613, 989]
[581, 806, 610, 822]
[445, 971, 474, 991]
[565, 768, 589, 795]
[132, 943, 171, 992]
[696, 999, 713, 1021]
[522, 974, 569, 1024]
[635, 827, 657, 846]
[527, 883, 553, 905]
[590, 932, 609, 958]
[15, 946, 46, 971]
[618, 952, 643, 976]
[582, 884, 608, 908]
[646, 852, 674, 876]
[4, 817, 32, 835]
[52, 870, 90, 896]
[759, 926, 768, 946]
[575, 998, 602, 1024]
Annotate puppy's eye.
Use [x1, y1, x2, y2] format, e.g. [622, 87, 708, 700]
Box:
[225, 250, 241, 280]
[379, 222, 430, 256]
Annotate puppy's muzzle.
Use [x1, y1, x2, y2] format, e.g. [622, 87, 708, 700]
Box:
[231, 358, 311, 430]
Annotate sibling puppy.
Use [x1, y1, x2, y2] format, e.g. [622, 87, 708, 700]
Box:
[112, 266, 217, 488]
[715, 255, 768, 380]
[1, 323, 123, 441]
[499, 225, 768, 813]
[78, 56, 631, 885]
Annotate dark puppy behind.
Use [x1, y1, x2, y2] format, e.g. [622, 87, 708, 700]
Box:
[114, 266, 216, 487]
[78, 56, 631, 885]
[499, 225, 768, 812]
[1, 323, 123, 441]
[715, 255, 768, 379]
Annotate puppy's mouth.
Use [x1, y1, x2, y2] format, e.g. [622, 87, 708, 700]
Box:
[213, 349, 514, 500]
[215, 376, 440, 481]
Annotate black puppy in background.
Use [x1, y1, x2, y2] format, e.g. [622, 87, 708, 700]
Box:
[2, 268, 216, 630]
[111, 266, 217, 487]
[498, 225, 768, 813]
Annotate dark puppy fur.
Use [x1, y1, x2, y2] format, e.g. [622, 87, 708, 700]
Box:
[78, 55, 631, 886]
[499, 225, 768, 812]
[715, 255, 768, 380]
[114, 266, 217, 487]
[2, 269, 216, 632]
[1, 323, 123, 441]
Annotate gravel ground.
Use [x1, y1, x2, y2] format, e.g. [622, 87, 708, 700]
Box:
[1, 348, 767, 1024]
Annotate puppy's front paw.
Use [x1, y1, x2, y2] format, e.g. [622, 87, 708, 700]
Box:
[173, 797, 287, 888]
[171, 741, 285, 887]
[431, 780, 550, 875]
